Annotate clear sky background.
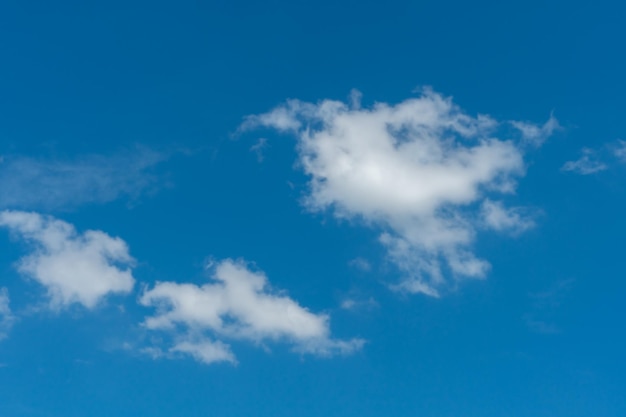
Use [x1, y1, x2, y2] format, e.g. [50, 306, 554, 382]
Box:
[0, 0, 625, 416]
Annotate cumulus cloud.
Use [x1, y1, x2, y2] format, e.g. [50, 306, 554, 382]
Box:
[241, 88, 545, 296]
[140, 259, 363, 364]
[0, 288, 15, 340]
[561, 148, 607, 175]
[511, 113, 560, 147]
[0, 211, 135, 309]
[0, 147, 167, 210]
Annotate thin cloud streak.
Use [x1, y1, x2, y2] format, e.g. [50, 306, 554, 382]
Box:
[0, 146, 169, 210]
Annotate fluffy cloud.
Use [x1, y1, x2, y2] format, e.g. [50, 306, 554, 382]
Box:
[511, 113, 560, 147]
[242, 88, 547, 296]
[0, 288, 15, 340]
[0, 147, 167, 210]
[140, 259, 363, 364]
[561, 148, 607, 175]
[0, 211, 135, 309]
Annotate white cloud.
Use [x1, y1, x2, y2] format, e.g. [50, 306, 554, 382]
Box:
[170, 338, 237, 365]
[481, 199, 535, 234]
[561, 148, 607, 175]
[0, 288, 15, 340]
[349, 89, 363, 110]
[348, 257, 371, 272]
[249, 138, 268, 162]
[242, 88, 542, 296]
[613, 139, 626, 162]
[340, 296, 378, 311]
[511, 113, 560, 147]
[140, 259, 363, 364]
[240, 100, 311, 133]
[0, 147, 167, 210]
[0, 211, 135, 309]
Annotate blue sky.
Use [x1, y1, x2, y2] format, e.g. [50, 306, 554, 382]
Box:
[1, 0, 625, 416]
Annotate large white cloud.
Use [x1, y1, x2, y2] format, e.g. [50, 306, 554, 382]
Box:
[140, 259, 363, 364]
[0, 288, 15, 340]
[242, 88, 548, 296]
[0, 211, 135, 309]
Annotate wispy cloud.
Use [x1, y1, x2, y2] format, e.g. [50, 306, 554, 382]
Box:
[139, 259, 363, 365]
[249, 138, 268, 162]
[510, 113, 561, 147]
[241, 88, 545, 296]
[0, 147, 168, 210]
[0, 288, 15, 341]
[481, 199, 536, 235]
[561, 139, 626, 175]
[0, 211, 135, 309]
[348, 257, 372, 272]
[524, 279, 573, 334]
[340, 296, 378, 312]
[561, 148, 607, 175]
[612, 139, 626, 163]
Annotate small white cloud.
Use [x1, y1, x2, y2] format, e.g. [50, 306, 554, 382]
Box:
[140, 259, 363, 364]
[249, 138, 268, 162]
[0, 288, 15, 340]
[511, 113, 560, 147]
[240, 100, 315, 133]
[340, 296, 378, 311]
[613, 139, 626, 163]
[481, 200, 535, 234]
[242, 88, 538, 296]
[0, 211, 135, 309]
[391, 278, 442, 297]
[170, 338, 237, 365]
[0, 147, 167, 210]
[348, 257, 371, 272]
[561, 148, 607, 175]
